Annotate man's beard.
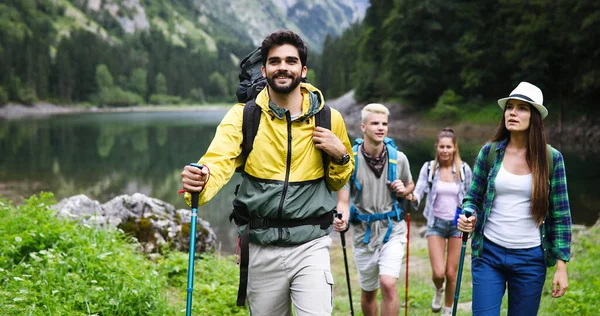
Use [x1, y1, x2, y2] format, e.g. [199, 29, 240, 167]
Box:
[266, 71, 303, 94]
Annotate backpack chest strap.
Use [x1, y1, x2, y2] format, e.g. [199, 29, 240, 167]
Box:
[350, 206, 403, 244]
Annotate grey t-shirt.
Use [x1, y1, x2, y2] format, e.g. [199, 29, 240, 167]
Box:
[343, 147, 412, 250]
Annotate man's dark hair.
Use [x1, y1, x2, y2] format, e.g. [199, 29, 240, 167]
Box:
[261, 30, 308, 67]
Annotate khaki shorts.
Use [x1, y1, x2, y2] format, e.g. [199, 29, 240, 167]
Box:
[353, 230, 406, 292]
[247, 236, 334, 316]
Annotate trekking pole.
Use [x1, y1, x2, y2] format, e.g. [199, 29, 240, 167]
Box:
[186, 163, 203, 316]
[404, 198, 411, 316]
[336, 213, 354, 316]
[452, 210, 473, 316]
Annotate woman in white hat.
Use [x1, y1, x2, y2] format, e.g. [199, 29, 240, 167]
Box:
[457, 82, 572, 315]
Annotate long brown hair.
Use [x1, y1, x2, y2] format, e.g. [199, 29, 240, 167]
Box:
[490, 104, 549, 226]
[432, 127, 463, 182]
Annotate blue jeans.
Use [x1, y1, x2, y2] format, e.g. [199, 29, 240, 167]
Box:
[471, 237, 546, 316]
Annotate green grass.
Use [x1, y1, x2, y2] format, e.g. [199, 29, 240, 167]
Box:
[0, 193, 245, 315]
[0, 193, 176, 315]
[1, 193, 597, 315]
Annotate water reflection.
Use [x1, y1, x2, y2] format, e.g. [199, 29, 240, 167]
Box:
[0, 110, 597, 254]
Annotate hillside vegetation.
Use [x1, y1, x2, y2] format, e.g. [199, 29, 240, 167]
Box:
[0, 0, 367, 107]
[317, 0, 600, 123]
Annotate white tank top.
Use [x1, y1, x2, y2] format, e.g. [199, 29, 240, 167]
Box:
[484, 163, 541, 249]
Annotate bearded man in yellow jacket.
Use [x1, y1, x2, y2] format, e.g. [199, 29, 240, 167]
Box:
[181, 30, 354, 316]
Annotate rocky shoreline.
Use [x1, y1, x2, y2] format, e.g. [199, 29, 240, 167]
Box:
[0, 102, 228, 120]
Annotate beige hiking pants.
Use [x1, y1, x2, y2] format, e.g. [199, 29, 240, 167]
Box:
[247, 235, 334, 316]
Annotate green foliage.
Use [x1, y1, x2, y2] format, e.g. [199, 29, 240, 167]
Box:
[462, 102, 502, 124]
[188, 88, 206, 103]
[95, 87, 143, 107]
[8, 76, 38, 105]
[155, 73, 168, 95]
[95, 64, 115, 90]
[0, 193, 177, 315]
[320, 0, 600, 113]
[427, 89, 463, 122]
[149, 94, 182, 105]
[538, 223, 600, 315]
[0, 1, 256, 105]
[129, 68, 148, 97]
[0, 86, 7, 105]
[158, 252, 246, 315]
[208, 72, 229, 99]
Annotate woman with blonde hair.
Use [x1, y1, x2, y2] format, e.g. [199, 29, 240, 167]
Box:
[457, 82, 572, 315]
[411, 127, 472, 316]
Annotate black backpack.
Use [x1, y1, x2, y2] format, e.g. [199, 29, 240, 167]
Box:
[236, 47, 265, 104]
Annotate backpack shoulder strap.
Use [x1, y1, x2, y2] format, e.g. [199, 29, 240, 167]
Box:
[350, 140, 361, 202]
[427, 160, 434, 189]
[460, 161, 467, 183]
[350, 142, 360, 182]
[240, 99, 262, 162]
[385, 142, 402, 217]
[315, 105, 332, 173]
[386, 143, 398, 183]
[315, 105, 331, 129]
[486, 142, 499, 172]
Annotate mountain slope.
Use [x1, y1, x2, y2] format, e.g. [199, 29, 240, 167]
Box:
[68, 0, 369, 52]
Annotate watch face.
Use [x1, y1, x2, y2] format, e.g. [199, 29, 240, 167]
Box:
[340, 153, 350, 164]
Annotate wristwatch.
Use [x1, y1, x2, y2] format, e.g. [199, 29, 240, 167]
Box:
[333, 153, 350, 165]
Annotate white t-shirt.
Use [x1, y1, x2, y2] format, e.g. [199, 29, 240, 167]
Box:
[484, 163, 541, 249]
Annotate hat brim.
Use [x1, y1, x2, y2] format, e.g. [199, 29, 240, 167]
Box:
[498, 97, 548, 119]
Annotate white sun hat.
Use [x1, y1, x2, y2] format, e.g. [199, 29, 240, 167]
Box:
[497, 82, 548, 119]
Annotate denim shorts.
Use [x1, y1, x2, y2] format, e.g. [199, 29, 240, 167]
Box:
[425, 216, 461, 238]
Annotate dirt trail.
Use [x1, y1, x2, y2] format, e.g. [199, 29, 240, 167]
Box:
[330, 221, 473, 312]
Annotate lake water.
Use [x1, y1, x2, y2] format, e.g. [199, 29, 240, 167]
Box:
[1, 110, 597, 253]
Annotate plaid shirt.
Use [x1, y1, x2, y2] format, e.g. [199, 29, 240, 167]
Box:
[462, 139, 572, 267]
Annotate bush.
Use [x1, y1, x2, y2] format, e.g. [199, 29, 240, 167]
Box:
[428, 89, 463, 122]
[95, 87, 143, 107]
[149, 94, 183, 105]
[17, 86, 38, 105]
[0, 193, 176, 315]
[0, 86, 8, 105]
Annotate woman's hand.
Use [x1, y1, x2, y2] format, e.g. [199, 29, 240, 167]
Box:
[552, 260, 568, 298]
[457, 213, 476, 233]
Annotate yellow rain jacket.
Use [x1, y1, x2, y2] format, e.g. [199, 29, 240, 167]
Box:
[186, 83, 354, 245]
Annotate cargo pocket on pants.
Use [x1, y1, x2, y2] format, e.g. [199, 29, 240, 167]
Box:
[324, 270, 334, 310]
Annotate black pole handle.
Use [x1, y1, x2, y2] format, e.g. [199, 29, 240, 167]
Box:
[188, 163, 203, 209]
[461, 210, 473, 242]
[335, 212, 347, 247]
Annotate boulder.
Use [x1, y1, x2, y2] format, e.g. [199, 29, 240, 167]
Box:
[52, 193, 216, 254]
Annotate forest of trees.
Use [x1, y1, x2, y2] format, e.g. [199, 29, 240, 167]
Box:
[0, 0, 255, 106]
[2, 0, 600, 116]
[317, 0, 600, 118]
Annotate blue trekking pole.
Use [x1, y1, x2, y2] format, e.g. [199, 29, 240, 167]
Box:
[186, 163, 203, 316]
[452, 210, 472, 316]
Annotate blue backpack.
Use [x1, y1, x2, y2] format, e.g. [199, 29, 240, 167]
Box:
[349, 137, 403, 244]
